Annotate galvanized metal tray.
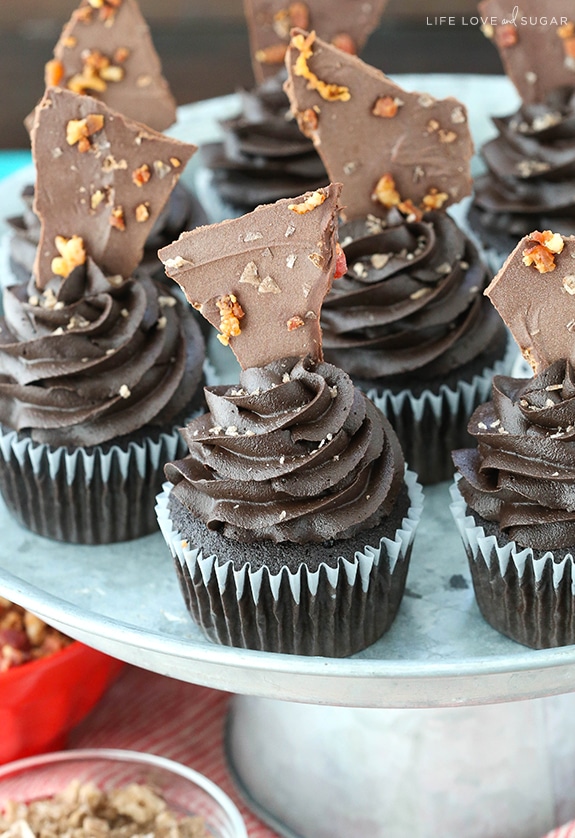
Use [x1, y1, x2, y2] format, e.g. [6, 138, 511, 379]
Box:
[3, 77, 572, 710]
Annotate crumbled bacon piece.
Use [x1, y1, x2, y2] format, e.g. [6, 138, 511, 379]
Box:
[216, 294, 245, 345]
[522, 230, 564, 273]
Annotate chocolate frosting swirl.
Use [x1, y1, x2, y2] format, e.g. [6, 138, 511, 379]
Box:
[321, 208, 503, 384]
[0, 264, 205, 448]
[472, 87, 575, 242]
[165, 356, 405, 544]
[453, 361, 575, 549]
[7, 182, 207, 285]
[200, 71, 327, 213]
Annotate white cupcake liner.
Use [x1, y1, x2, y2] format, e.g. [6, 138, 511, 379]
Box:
[366, 335, 517, 484]
[155, 469, 423, 657]
[449, 477, 575, 649]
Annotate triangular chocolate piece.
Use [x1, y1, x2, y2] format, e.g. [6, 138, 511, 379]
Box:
[36, 0, 177, 131]
[31, 87, 196, 289]
[284, 30, 474, 221]
[479, 0, 575, 104]
[485, 230, 575, 374]
[244, 0, 388, 84]
[159, 183, 342, 369]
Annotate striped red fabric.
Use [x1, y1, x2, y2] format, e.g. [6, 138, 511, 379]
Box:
[68, 664, 575, 838]
[68, 664, 277, 837]
[545, 826, 575, 838]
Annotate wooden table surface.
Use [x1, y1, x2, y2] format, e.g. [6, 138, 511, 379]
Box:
[0, 15, 502, 149]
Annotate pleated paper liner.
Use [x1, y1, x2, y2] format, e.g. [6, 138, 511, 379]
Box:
[367, 335, 517, 485]
[450, 478, 575, 649]
[0, 424, 189, 544]
[155, 469, 423, 658]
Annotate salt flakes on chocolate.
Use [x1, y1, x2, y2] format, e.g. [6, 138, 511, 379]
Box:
[159, 183, 343, 369]
[40, 0, 177, 131]
[31, 87, 196, 288]
[485, 231, 575, 374]
[243, 0, 388, 84]
[479, 0, 575, 105]
[283, 29, 474, 221]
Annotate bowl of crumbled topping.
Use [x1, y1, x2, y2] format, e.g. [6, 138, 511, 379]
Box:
[0, 749, 248, 838]
[0, 598, 124, 764]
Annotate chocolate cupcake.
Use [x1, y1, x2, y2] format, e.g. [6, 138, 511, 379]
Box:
[0, 87, 204, 544]
[452, 230, 575, 648]
[156, 183, 423, 657]
[197, 70, 327, 220]
[284, 30, 515, 483]
[7, 0, 207, 290]
[195, 0, 388, 221]
[468, 0, 575, 270]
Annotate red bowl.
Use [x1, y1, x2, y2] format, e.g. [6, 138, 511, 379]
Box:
[0, 641, 124, 764]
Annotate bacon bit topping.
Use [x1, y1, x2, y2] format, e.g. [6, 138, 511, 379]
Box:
[372, 173, 401, 208]
[132, 163, 151, 187]
[216, 294, 245, 346]
[274, 2, 310, 37]
[292, 31, 351, 102]
[287, 315, 305, 331]
[330, 33, 357, 54]
[398, 199, 423, 222]
[255, 43, 288, 65]
[421, 188, 449, 210]
[334, 243, 347, 278]
[66, 114, 104, 152]
[51, 235, 87, 278]
[88, 0, 122, 24]
[90, 189, 106, 210]
[67, 49, 124, 94]
[289, 189, 326, 214]
[372, 96, 401, 118]
[439, 129, 457, 143]
[45, 59, 64, 87]
[109, 206, 126, 231]
[496, 24, 518, 48]
[114, 46, 130, 63]
[135, 203, 150, 223]
[558, 22, 575, 39]
[288, 2, 310, 29]
[299, 107, 319, 135]
[563, 37, 575, 60]
[169, 157, 182, 168]
[522, 230, 564, 273]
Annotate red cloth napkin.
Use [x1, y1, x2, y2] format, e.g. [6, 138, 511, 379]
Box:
[68, 664, 277, 837]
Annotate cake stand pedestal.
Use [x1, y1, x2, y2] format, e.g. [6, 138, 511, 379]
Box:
[226, 693, 575, 838]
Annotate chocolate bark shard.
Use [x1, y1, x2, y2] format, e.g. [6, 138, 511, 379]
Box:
[30, 0, 176, 132]
[485, 231, 575, 374]
[479, 0, 575, 105]
[283, 30, 474, 221]
[159, 183, 342, 369]
[31, 87, 196, 289]
[244, 0, 388, 84]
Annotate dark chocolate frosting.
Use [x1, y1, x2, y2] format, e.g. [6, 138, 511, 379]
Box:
[321, 208, 503, 385]
[165, 356, 405, 544]
[472, 87, 575, 246]
[453, 361, 575, 549]
[200, 71, 327, 214]
[0, 264, 205, 448]
[7, 182, 207, 286]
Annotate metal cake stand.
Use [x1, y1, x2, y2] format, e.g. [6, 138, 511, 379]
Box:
[2, 78, 574, 838]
